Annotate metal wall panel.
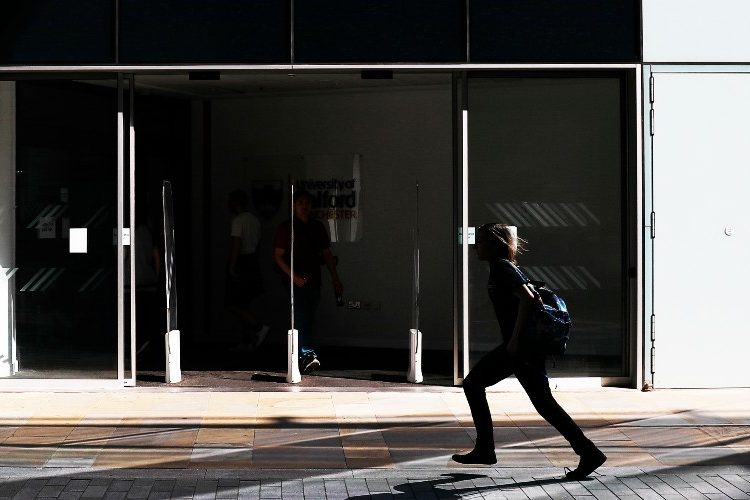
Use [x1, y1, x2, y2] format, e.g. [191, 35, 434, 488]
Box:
[0, 1, 115, 64]
[119, 0, 290, 64]
[294, 0, 465, 63]
[470, 0, 640, 63]
[644, 0, 750, 62]
[0, 1, 645, 66]
[651, 72, 750, 387]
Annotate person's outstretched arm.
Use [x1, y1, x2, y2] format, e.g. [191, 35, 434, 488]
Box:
[506, 283, 536, 355]
[321, 248, 343, 294]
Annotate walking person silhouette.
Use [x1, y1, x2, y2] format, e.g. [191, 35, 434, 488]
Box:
[452, 223, 606, 480]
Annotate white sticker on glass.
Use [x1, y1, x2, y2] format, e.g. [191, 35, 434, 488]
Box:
[69, 228, 88, 254]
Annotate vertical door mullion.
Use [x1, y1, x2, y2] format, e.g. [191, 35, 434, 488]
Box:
[128, 75, 136, 386]
[117, 74, 125, 382]
[453, 73, 470, 385]
[452, 73, 459, 385]
[461, 80, 469, 381]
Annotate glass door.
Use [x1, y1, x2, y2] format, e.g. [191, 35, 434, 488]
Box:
[459, 73, 629, 380]
[0, 75, 135, 384]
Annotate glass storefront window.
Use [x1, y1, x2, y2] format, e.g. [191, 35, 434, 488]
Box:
[1, 71, 633, 385]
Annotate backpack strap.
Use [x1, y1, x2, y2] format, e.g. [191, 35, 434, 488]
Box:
[501, 259, 544, 303]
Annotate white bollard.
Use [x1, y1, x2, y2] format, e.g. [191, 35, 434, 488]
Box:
[0, 271, 16, 377]
[407, 328, 423, 384]
[287, 329, 301, 383]
[165, 329, 182, 383]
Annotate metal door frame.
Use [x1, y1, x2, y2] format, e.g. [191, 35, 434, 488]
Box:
[0, 73, 136, 389]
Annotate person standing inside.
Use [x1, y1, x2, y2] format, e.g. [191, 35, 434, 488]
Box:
[273, 190, 343, 373]
[226, 189, 269, 350]
[452, 223, 606, 480]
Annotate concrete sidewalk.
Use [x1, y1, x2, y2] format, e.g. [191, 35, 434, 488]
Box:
[0, 384, 748, 498]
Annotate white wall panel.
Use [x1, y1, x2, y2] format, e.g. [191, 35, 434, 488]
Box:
[644, 0, 750, 62]
[652, 72, 750, 388]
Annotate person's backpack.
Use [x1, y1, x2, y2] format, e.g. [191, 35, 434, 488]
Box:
[524, 279, 572, 355]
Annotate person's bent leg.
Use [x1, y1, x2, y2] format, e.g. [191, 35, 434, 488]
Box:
[517, 359, 606, 478]
[453, 346, 514, 465]
[305, 286, 320, 357]
[295, 286, 321, 373]
[294, 287, 311, 356]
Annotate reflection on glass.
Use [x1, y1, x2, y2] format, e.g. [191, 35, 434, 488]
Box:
[485, 201, 602, 228]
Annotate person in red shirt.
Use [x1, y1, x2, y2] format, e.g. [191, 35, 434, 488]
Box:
[273, 190, 343, 373]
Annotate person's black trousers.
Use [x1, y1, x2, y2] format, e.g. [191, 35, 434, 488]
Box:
[463, 345, 595, 455]
[292, 284, 320, 359]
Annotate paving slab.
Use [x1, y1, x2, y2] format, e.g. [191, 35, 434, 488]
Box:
[0, 388, 748, 498]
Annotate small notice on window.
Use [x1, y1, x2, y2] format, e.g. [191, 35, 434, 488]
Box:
[69, 228, 88, 253]
[38, 217, 55, 239]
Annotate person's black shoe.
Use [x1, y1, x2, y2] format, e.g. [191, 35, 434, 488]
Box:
[565, 447, 606, 480]
[451, 448, 497, 465]
[301, 355, 320, 374]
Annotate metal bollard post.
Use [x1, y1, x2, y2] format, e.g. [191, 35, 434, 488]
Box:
[287, 329, 301, 383]
[165, 329, 182, 383]
[407, 328, 423, 384]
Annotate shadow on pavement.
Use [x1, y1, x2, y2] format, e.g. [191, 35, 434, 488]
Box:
[345, 473, 571, 499]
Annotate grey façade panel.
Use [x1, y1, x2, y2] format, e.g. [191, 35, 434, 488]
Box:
[0, 0, 115, 65]
[119, 0, 290, 64]
[470, 0, 641, 63]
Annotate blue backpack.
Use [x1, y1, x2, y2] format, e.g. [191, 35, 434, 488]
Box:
[524, 279, 572, 356]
